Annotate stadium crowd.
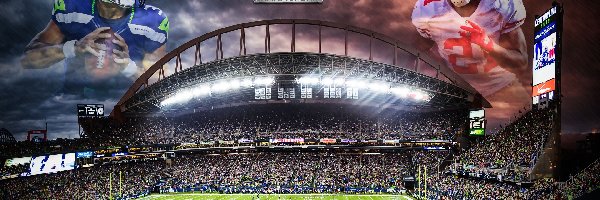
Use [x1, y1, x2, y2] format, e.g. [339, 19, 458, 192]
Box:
[0, 104, 466, 158]
[0, 151, 448, 199]
[561, 157, 600, 199]
[0, 164, 27, 178]
[416, 175, 559, 199]
[406, 107, 564, 199]
[115, 104, 466, 145]
[0, 104, 575, 199]
[449, 107, 556, 182]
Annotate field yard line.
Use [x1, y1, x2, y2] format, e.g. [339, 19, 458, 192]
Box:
[154, 193, 409, 196]
[146, 193, 417, 200]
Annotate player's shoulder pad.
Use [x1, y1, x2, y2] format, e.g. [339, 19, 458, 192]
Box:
[412, 0, 450, 19]
[52, 0, 94, 24]
[129, 4, 169, 43]
[134, 4, 169, 33]
[52, 0, 92, 15]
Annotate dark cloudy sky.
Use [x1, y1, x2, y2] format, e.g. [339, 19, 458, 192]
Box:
[0, 0, 598, 140]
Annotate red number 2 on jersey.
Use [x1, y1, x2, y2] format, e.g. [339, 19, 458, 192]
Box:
[423, 0, 441, 6]
[443, 36, 497, 74]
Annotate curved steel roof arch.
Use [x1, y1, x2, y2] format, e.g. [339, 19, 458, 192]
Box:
[113, 19, 486, 116]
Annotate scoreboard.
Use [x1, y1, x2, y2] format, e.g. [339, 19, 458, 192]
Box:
[532, 5, 562, 105]
[77, 104, 104, 117]
[469, 109, 485, 136]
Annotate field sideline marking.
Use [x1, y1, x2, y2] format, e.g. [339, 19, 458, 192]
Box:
[150, 193, 410, 196]
[141, 193, 415, 200]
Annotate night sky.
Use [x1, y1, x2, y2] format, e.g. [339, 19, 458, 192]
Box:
[0, 0, 598, 140]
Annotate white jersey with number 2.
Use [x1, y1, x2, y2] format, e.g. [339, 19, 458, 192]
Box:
[412, 0, 526, 96]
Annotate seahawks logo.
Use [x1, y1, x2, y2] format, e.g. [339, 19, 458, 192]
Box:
[54, 0, 66, 13]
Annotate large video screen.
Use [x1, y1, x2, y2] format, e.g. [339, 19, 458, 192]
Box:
[469, 109, 485, 136]
[4, 157, 32, 167]
[532, 6, 560, 104]
[28, 153, 76, 176]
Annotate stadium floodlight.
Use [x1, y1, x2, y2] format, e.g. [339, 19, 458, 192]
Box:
[161, 89, 195, 106]
[254, 76, 274, 85]
[229, 79, 241, 90]
[346, 79, 367, 89]
[413, 91, 424, 101]
[410, 90, 430, 102]
[334, 78, 345, 85]
[298, 76, 319, 85]
[212, 81, 230, 92]
[368, 82, 389, 92]
[160, 98, 172, 106]
[191, 86, 208, 97]
[321, 78, 334, 85]
[241, 78, 253, 87]
[199, 85, 211, 94]
[391, 87, 410, 97]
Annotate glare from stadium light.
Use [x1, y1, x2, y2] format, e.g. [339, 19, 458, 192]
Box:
[346, 80, 358, 87]
[298, 76, 319, 85]
[160, 98, 173, 106]
[321, 78, 333, 85]
[212, 81, 230, 92]
[199, 85, 211, 93]
[414, 92, 424, 101]
[334, 78, 345, 85]
[229, 79, 241, 89]
[410, 90, 430, 102]
[254, 77, 274, 85]
[161, 88, 196, 106]
[391, 87, 410, 97]
[241, 78, 253, 87]
[423, 94, 430, 101]
[346, 79, 367, 89]
[368, 82, 389, 92]
[191, 86, 207, 97]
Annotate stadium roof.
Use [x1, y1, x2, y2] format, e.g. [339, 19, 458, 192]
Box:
[112, 19, 490, 117]
[0, 128, 16, 143]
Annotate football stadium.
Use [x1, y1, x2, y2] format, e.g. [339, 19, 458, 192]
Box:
[1, 0, 599, 200]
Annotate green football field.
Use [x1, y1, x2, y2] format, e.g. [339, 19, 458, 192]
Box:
[138, 193, 416, 200]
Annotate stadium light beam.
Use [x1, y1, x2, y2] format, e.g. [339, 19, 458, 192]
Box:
[321, 78, 334, 85]
[230, 79, 241, 89]
[334, 78, 345, 85]
[255, 77, 274, 85]
[391, 87, 410, 97]
[242, 78, 253, 87]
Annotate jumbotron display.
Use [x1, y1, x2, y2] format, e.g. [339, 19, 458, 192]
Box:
[27, 153, 76, 176]
[532, 5, 562, 105]
[469, 109, 485, 136]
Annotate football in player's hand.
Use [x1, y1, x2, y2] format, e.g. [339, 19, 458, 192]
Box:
[84, 28, 124, 80]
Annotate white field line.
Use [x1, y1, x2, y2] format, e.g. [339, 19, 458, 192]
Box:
[152, 193, 409, 196]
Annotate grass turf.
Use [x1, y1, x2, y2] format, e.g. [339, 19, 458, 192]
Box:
[138, 193, 416, 200]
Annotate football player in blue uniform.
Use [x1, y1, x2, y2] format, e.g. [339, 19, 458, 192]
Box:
[21, 0, 168, 98]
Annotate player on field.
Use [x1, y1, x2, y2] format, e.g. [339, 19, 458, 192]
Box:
[412, 0, 530, 125]
[21, 0, 168, 98]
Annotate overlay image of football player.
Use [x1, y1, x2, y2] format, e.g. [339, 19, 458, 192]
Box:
[21, 0, 168, 98]
[412, 0, 530, 129]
